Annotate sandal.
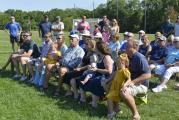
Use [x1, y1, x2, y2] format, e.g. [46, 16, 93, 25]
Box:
[133, 115, 141, 120]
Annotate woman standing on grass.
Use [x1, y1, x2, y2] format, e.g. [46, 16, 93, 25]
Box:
[110, 19, 120, 36]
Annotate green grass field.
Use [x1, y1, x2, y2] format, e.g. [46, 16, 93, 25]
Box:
[0, 31, 179, 120]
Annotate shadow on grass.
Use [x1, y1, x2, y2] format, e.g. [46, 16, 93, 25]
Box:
[0, 69, 14, 78]
[0, 69, 131, 119]
[54, 95, 107, 118]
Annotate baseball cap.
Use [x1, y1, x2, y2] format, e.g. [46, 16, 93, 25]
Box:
[94, 32, 102, 38]
[174, 37, 179, 42]
[127, 32, 134, 37]
[56, 16, 61, 20]
[158, 36, 166, 41]
[81, 30, 91, 37]
[70, 34, 79, 40]
[124, 32, 129, 36]
[10, 16, 15, 19]
[139, 30, 145, 34]
[70, 29, 78, 35]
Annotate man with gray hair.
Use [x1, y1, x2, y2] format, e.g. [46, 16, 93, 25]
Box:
[53, 34, 85, 96]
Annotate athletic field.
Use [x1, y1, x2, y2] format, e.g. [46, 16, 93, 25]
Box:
[0, 30, 178, 120]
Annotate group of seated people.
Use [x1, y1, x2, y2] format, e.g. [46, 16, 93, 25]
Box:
[1, 29, 179, 120]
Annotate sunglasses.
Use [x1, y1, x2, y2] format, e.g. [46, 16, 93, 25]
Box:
[45, 36, 50, 38]
[127, 36, 132, 37]
[23, 35, 30, 37]
[57, 37, 62, 40]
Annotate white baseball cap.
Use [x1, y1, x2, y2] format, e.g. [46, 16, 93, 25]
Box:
[158, 36, 167, 41]
[174, 37, 179, 42]
[81, 30, 91, 37]
[139, 30, 145, 34]
[70, 34, 79, 40]
[124, 32, 129, 36]
[94, 32, 102, 38]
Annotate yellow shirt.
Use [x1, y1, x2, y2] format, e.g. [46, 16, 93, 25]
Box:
[44, 51, 61, 64]
[106, 68, 130, 103]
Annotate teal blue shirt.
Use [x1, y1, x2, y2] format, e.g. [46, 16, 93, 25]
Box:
[166, 47, 179, 64]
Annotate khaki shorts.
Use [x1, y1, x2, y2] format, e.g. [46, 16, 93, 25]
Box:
[127, 84, 148, 96]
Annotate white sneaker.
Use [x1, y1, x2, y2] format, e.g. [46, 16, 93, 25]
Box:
[152, 85, 167, 93]
[13, 74, 21, 78]
[20, 76, 27, 81]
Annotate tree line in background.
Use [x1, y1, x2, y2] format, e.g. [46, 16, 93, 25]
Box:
[0, 0, 179, 33]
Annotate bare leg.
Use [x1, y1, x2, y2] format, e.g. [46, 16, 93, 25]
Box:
[43, 64, 52, 88]
[55, 67, 68, 95]
[121, 88, 140, 120]
[12, 43, 15, 52]
[2, 54, 12, 70]
[70, 78, 78, 99]
[27, 62, 34, 80]
[20, 57, 27, 76]
[107, 99, 114, 114]
[79, 88, 86, 102]
[12, 56, 20, 75]
[91, 94, 99, 108]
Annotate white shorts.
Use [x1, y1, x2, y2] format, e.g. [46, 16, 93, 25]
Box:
[127, 84, 148, 96]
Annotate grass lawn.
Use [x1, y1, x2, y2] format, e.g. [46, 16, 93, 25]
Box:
[0, 30, 179, 120]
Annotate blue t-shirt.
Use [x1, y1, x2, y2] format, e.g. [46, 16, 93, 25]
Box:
[5, 22, 21, 37]
[138, 45, 149, 56]
[120, 41, 127, 52]
[150, 40, 158, 49]
[161, 22, 174, 36]
[108, 40, 121, 52]
[39, 21, 52, 38]
[150, 46, 167, 61]
[129, 52, 151, 87]
[166, 47, 179, 64]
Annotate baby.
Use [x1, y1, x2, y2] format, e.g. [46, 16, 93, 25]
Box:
[81, 62, 97, 85]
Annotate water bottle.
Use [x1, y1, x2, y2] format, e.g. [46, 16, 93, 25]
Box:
[38, 65, 46, 87]
[33, 62, 40, 85]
